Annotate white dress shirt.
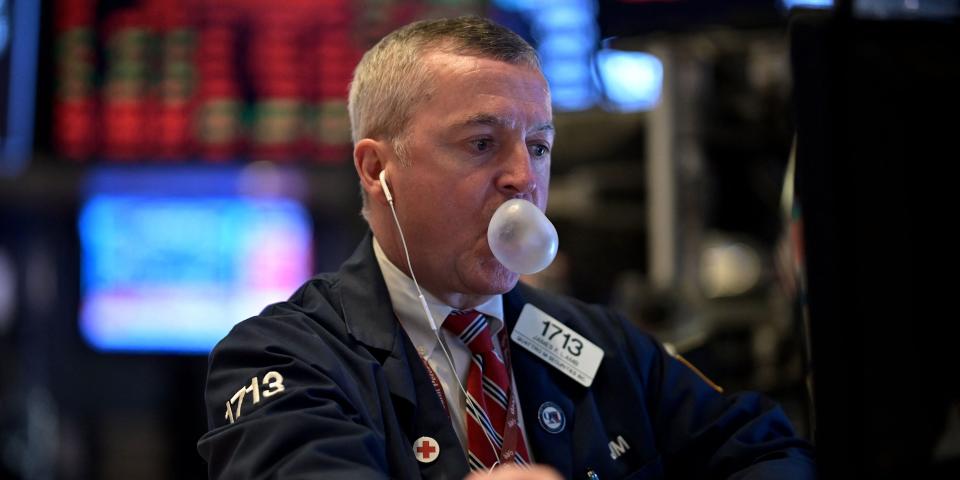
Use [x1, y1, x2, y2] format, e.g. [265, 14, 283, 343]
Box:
[372, 237, 533, 459]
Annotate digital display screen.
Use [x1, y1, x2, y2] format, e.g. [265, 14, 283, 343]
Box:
[595, 49, 663, 112]
[1, 0, 40, 176]
[52, 0, 482, 163]
[78, 169, 313, 353]
[782, 0, 833, 9]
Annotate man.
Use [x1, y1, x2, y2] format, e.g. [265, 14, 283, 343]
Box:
[197, 16, 815, 479]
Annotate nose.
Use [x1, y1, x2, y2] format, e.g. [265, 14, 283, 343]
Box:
[496, 143, 537, 198]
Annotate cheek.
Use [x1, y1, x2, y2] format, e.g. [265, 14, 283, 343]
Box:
[535, 172, 551, 209]
[540, 165, 551, 184]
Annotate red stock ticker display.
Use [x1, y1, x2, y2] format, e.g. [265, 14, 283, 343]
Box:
[53, 0, 477, 164]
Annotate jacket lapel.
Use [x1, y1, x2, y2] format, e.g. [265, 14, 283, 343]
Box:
[503, 286, 579, 480]
[337, 232, 418, 409]
[398, 331, 471, 479]
[336, 232, 468, 478]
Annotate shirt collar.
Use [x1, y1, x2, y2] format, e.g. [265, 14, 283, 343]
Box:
[372, 236, 505, 350]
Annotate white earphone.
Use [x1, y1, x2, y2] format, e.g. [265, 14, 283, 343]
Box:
[379, 169, 393, 203]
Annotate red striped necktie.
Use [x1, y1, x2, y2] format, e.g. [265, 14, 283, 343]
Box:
[443, 310, 530, 472]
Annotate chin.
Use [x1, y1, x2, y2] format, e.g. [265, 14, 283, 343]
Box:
[461, 259, 519, 296]
[459, 244, 521, 295]
[478, 264, 520, 295]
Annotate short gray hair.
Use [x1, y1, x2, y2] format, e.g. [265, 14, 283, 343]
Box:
[348, 16, 542, 158]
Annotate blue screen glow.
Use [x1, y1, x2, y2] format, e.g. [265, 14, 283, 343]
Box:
[506, 0, 599, 111]
[1, 0, 41, 176]
[78, 177, 313, 354]
[782, 0, 834, 9]
[596, 49, 663, 113]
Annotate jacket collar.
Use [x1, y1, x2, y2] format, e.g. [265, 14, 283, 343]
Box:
[338, 232, 397, 352]
[336, 232, 417, 407]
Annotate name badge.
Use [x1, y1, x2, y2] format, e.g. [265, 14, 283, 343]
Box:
[511, 304, 604, 387]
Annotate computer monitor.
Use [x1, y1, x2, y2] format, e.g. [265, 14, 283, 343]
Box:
[78, 167, 313, 353]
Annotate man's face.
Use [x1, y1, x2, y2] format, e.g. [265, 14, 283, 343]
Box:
[386, 51, 554, 307]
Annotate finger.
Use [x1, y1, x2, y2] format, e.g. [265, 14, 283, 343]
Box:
[463, 464, 563, 480]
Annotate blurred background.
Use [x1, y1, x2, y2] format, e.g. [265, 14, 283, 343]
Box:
[0, 0, 955, 478]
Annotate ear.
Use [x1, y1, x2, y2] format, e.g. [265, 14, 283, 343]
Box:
[354, 138, 392, 206]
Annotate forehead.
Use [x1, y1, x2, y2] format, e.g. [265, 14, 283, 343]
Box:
[415, 51, 552, 129]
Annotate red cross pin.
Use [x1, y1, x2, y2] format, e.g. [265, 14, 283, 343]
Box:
[413, 436, 440, 463]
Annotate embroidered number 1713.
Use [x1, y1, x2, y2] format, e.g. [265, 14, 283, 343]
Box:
[224, 371, 285, 424]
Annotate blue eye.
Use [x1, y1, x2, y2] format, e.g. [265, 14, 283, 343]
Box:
[530, 144, 550, 157]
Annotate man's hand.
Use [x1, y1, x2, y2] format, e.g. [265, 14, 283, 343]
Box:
[464, 465, 563, 480]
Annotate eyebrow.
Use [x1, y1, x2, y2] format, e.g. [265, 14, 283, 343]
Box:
[459, 113, 555, 134]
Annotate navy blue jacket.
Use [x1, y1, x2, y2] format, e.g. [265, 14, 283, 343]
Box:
[198, 233, 815, 479]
